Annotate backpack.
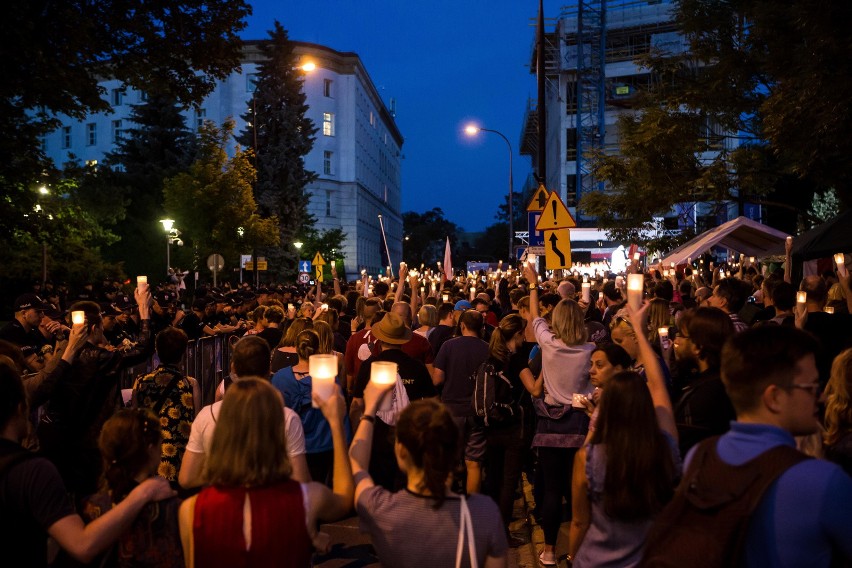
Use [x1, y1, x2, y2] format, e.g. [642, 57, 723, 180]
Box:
[471, 360, 518, 427]
[640, 436, 810, 568]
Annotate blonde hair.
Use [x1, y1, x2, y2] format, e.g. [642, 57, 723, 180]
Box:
[313, 320, 334, 354]
[550, 299, 587, 346]
[417, 304, 438, 328]
[205, 378, 291, 487]
[824, 348, 852, 447]
[279, 317, 312, 348]
[646, 298, 671, 344]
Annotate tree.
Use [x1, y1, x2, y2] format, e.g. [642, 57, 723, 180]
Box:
[402, 208, 461, 268]
[299, 228, 347, 281]
[581, 0, 850, 249]
[237, 21, 318, 280]
[103, 93, 197, 279]
[1, 0, 250, 191]
[163, 120, 278, 274]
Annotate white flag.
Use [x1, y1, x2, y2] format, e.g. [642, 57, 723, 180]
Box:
[443, 237, 453, 282]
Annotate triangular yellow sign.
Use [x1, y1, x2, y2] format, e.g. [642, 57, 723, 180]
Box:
[526, 184, 550, 212]
[535, 191, 576, 230]
[313, 252, 326, 266]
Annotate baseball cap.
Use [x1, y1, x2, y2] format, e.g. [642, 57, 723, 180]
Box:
[14, 294, 47, 311]
[454, 300, 472, 311]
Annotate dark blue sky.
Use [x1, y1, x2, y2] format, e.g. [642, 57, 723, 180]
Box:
[243, 1, 560, 232]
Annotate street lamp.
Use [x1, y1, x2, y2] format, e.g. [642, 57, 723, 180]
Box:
[294, 241, 304, 281]
[160, 219, 178, 278]
[465, 124, 514, 261]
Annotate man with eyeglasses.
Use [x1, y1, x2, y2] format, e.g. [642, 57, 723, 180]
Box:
[647, 326, 852, 566]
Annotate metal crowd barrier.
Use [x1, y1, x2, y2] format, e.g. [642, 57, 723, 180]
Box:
[119, 333, 238, 407]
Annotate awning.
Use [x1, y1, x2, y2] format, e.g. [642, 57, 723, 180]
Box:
[660, 216, 790, 266]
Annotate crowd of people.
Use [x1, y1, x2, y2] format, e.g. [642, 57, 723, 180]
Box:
[1, 242, 851, 567]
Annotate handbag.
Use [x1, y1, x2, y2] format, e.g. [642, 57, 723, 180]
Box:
[454, 495, 478, 568]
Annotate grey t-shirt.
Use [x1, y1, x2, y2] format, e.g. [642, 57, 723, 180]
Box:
[357, 486, 508, 568]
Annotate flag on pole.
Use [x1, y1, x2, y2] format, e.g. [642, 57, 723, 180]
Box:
[443, 237, 453, 282]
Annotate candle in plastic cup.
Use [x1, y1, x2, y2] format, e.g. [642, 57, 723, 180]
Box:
[658, 327, 671, 350]
[825, 306, 835, 314]
[371, 361, 398, 411]
[71, 311, 85, 326]
[309, 354, 338, 408]
[749, 257, 755, 264]
[627, 274, 643, 311]
[321, 304, 328, 311]
[528, 253, 537, 265]
[581, 282, 591, 303]
[136, 276, 147, 285]
[835, 253, 847, 276]
[633, 252, 640, 261]
[442, 293, 449, 303]
[786, 236, 793, 245]
[658, 327, 669, 338]
[797, 291, 807, 304]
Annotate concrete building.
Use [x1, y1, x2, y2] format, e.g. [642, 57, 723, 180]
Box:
[42, 41, 403, 279]
[520, 0, 747, 238]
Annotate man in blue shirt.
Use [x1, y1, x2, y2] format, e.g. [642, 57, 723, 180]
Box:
[687, 326, 852, 567]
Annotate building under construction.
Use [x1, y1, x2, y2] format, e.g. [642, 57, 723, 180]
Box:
[520, 0, 745, 235]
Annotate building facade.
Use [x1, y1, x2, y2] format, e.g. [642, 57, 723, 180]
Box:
[42, 41, 403, 279]
[520, 0, 745, 237]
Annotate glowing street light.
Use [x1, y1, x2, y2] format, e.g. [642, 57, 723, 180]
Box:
[38, 186, 49, 195]
[301, 61, 317, 72]
[465, 123, 514, 260]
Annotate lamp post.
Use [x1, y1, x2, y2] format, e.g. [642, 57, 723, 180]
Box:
[294, 241, 303, 281]
[160, 219, 177, 279]
[465, 125, 514, 261]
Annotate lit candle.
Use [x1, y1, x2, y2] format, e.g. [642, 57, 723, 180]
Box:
[627, 274, 643, 311]
[581, 282, 591, 303]
[749, 256, 755, 264]
[797, 291, 807, 305]
[825, 306, 835, 314]
[370, 360, 398, 411]
[470, 286, 476, 300]
[420, 286, 425, 295]
[786, 236, 793, 246]
[442, 293, 449, 303]
[321, 303, 328, 311]
[309, 354, 338, 408]
[528, 253, 537, 265]
[71, 310, 85, 326]
[400, 261, 406, 271]
[658, 327, 670, 350]
[835, 253, 847, 277]
[136, 275, 147, 285]
[670, 262, 675, 268]
[634, 252, 640, 261]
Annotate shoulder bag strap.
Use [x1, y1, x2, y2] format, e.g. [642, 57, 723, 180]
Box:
[455, 496, 479, 568]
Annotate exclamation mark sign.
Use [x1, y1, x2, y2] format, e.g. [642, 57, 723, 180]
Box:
[552, 200, 557, 225]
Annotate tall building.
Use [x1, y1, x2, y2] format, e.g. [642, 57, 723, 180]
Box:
[520, 0, 744, 235]
[42, 41, 403, 279]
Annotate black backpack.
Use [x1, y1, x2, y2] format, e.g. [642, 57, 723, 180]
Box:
[640, 436, 810, 568]
[471, 360, 518, 427]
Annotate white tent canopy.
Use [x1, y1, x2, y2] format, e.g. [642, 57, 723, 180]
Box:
[660, 216, 790, 266]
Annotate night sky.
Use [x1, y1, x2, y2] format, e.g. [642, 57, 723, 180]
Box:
[243, 1, 560, 232]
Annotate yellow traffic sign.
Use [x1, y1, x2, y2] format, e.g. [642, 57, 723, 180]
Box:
[315, 265, 324, 283]
[526, 184, 550, 212]
[313, 252, 326, 266]
[543, 229, 572, 270]
[535, 191, 576, 231]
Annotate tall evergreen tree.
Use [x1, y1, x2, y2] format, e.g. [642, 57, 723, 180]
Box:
[237, 21, 318, 280]
[103, 93, 196, 280]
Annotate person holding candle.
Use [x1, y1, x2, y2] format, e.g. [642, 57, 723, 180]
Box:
[797, 274, 852, 382]
[351, 312, 436, 490]
[521, 263, 595, 566]
[349, 385, 508, 568]
[37, 282, 155, 500]
[179, 378, 353, 567]
[272, 330, 349, 486]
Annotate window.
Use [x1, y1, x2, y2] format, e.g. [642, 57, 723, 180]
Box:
[111, 120, 124, 143]
[369, 111, 376, 127]
[247, 73, 259, 93]
[61, 126, 71, 149]
[323, 79, 332, 97]
[195, 108, 206, 130]
[326, 191, 332, 217]
[112, 88, 124, 106]
[323, 151, 333, 175]
[323, 112, 335, 136]
[86, 123, 96, 146]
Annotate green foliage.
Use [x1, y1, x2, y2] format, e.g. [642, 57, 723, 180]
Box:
[402, 208, 461, 268]
[807, 189, 841, 230]
[237, 21, 318, 280]
[581, 0, 850, 248]
[163, 120, 279, 273]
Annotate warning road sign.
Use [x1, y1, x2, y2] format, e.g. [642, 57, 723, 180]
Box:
[526, 184, 550, 212]
[544, 228, 572, 270]
[535, 192, 576, 231]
